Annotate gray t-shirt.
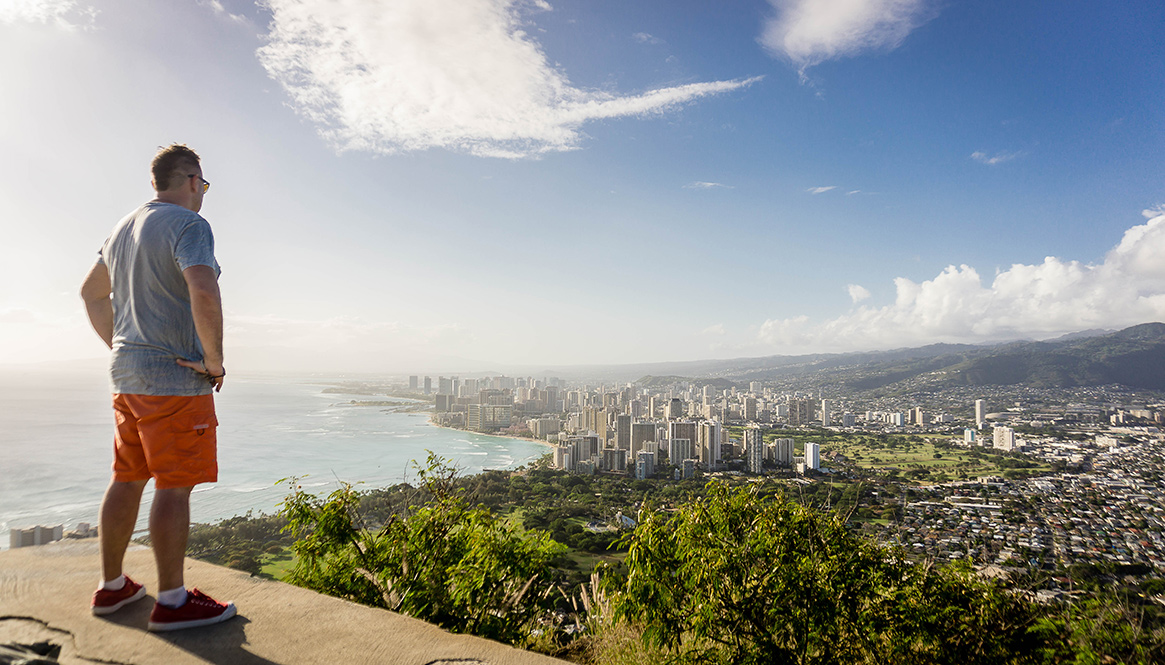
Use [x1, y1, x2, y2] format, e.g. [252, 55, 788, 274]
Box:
[98, 201, 221, 396]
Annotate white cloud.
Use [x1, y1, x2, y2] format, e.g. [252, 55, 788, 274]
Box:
[846, 189, 861, 195]
[633, 31, 663, 45]
[199, 0, 248, 25]
[807, 185, 836, 194]
[757, 211, 1165, 351]
[846, 284, 871, 303]
[258, 0, 759, 159]
[685, 181, 733, 189]
[0, 0, 96, 29]
[971, 150, 1023, 166]
[760, 0, 933, 75]
[700, 323, 727, 337]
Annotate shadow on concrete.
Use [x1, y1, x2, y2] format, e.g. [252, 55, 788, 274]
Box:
[100, 597, 279, 665]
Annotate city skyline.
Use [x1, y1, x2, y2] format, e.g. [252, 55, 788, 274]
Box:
[2, 0, 1163, 372]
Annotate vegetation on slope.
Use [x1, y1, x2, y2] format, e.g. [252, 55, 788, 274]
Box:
[250, 456, 1164, 663]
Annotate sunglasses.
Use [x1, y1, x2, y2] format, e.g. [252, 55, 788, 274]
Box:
[188, 174, 210, 193]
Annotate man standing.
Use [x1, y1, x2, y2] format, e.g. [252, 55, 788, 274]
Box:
[80, 144, 236, 631]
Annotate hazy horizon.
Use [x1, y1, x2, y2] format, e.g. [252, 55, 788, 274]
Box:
[3, 321, 1159, 380]
[3, 1, 1163, 372]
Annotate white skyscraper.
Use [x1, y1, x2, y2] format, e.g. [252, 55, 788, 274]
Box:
[806, 441, 820, 470]
[993, 426, 1016, 451]
[744, 427, 764, 474]
[975, 399, 986, 429]
[820, 399, 832, 427]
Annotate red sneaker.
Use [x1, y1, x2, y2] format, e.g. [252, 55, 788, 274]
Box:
[91, 575, 147, 615]
[147, 588, 236, 632]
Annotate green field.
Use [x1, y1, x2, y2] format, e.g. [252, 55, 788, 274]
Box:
[821, 436, 1050, 481]
[259, 548, 296, 581]
[727, 428, 1050, 482]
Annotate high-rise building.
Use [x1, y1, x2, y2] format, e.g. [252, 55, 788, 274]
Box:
[771, 438, 795, 465]
[530, 418, 560, 438]
[467, 404, 512, 431]
[438, 376, 453, 395]
[963, 429, 976, 444]
[629, 399, 644, 419]
[743, 397, 758, 421]
[910, 407, 925, 426]
[565, 434, 601, 468]
[697, 420, 722, 468]
[993, 426, 1016, 451]
[975, 399, 987, 429]
[616, 413, 632, 450]
[668, 421, 697, 459]
[749, 381, 762, 394]
[649, 396, 662, 419]
[668, 438, 692, 465]
[681, 459, 695, 480]
[423, 376, 432, 395]
[603, 447, 628, 472]
[666, 398, 683, 419]
[744, 427, 764, 474]
[842, 412, 855, 427]
[805, 442, 820, 470]
[631, 422, 657, 456]
[409, 375, 418, 390]
[636, 450, 655, 479]
[820, 399, 832, 427]
[787, 399, 813, 425]
[554, 445, 571, 470]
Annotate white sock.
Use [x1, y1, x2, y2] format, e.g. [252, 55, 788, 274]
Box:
[101, 575, 126, 591]
[157, 586, 187, 608]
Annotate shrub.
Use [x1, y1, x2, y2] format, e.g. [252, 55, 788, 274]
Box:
[280, 453, 566, 647]
[611, 482, 1041, 664]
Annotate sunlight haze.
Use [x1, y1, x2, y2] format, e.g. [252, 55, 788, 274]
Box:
[2, 0, 1162, 373]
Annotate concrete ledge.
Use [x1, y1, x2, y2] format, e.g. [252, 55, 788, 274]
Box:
[0, 541, 564, 665]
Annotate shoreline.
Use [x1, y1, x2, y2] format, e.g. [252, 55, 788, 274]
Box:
[427, 419, 557, 452]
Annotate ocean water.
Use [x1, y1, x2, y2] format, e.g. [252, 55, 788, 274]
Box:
[0, 369, 549, 547]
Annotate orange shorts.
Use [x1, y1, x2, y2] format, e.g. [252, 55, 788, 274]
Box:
[111, 394, 218, 490]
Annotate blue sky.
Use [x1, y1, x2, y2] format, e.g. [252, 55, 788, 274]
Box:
[1, 0, 1162, 372]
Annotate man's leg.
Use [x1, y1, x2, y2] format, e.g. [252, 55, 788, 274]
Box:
[99, 478, 148, 583]
[150, 486, 194, 593]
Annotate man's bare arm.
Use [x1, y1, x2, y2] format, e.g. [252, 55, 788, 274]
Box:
[176, 264, 225, 391]
[80, 262, 113, 349]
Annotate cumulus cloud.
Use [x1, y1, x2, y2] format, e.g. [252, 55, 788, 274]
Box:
[846, 284, 871, 303]
[0, 0, 96, 29]
[757, 211, 1165, 351]
[701, 323, 727, 337]
[685, 181, 733, 189]
[971, 150, 1023, 166]
[633, 31, 663, 45]
[760, 0, 933, 76]
[258, 0, 759, 159]
[807, 185, 837, 194]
